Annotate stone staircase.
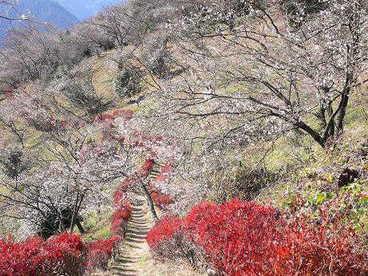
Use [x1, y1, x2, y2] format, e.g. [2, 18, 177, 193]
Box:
[109, 197, 153, 276]
[148, 161, 163, 180]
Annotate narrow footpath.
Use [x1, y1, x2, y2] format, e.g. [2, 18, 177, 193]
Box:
[106, 196, 203, 276]
[110, 197, 152, 276]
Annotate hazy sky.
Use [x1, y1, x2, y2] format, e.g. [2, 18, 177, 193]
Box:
[55, 0, 123, 20]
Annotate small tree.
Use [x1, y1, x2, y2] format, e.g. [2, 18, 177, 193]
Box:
[63, 80, 113, 117]
[0, 133, 130, 238]
[0, 149, 29, 180]
[115, 66, 142, 98]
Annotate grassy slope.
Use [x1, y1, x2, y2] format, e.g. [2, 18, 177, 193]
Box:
[256, 86, 368, 233]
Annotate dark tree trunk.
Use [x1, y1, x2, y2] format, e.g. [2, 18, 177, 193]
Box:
[336, 91, 350, 134]
[295, 120, 326, 148]
[69, 193, 84, 233]
[69, 194, 79, 233]
[140, 181, 158, 221]
[76, 221, 85, 234]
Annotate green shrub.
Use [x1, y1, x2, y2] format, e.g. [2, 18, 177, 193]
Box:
[115, 67, 142, 98]
[63, 81, 112, 116]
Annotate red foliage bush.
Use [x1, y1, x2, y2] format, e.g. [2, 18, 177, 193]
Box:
[0, 233, 85, 275]
[113, 179, 133, 206]
[184, 200, 290, 275]
[47, 232, 84, 254]
[153, 163, 173, 183]
[148, 199, 368, 275]
[151, 191, 174, 208]
[147, 216, 208, 269]
[111, 204, 132, 235]
[95, 109, 134, 123]
[147, 216, 183, 248]
[284, 216, 368, 275]
[95, 113, 114, 123]
[111, 109, 134, 121]
[0, 232, 126, 275]
[140, 158, 155, 176]
[0, 236, 44, 275]
[85, 235, 121, 271]
[113, 190, 124, 206]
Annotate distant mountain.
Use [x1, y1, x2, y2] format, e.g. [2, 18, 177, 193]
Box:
[0, 0, 78, 42]
[55, 0, 124, 20]
[0, 0, 78, 28]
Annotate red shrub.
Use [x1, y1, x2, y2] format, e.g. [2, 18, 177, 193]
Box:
[85, 236, 121, 271]
[113, 190, 124, 206]
[47, 232, 84, 253]
[147, 216, 208, 270]
[153, 163, 173, 182]
[111, 204, 132, 235]
[0, 232, 124, 274]
[95, 108, 134, 123]
[151, 191, 174, 208]
[43, 233, 85, 274]
[184, 199, 290, 275]
[140, 159, 155, 176]
[114, 177, 137, 206]
[0, 236, 43, 275]
[283, 217, 368, 275]
[95, 113, 114, 123]
[0, 233, 85, 275]
[113, 183, 132, 206]
[148, 199, 368, 275]
[111, 109, 134, 121]
[147, 216, 183, 248]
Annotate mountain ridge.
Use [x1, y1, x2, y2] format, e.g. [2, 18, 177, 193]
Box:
[0, 0, 78, 42]
[55, 0, 124, 20]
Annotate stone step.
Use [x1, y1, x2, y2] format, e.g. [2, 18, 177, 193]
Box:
[107, 196, 154, 275]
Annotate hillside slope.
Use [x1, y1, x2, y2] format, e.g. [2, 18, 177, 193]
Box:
[0, 0, 367, 274]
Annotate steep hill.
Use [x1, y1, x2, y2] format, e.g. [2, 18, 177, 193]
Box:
[0, 0, 367, 274]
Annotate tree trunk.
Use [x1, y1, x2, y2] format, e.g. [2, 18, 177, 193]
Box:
[295, 120, 325, 148]
[335, 91, 350, 134]
[69, 194, 79, 233]
[76, 221, 85, 234]
[69, 193, 84, 233]
[140, 181, 158, 221]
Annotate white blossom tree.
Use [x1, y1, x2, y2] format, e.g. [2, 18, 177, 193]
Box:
[168, 0, 368, 148]
[0, 84, 132, 238]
